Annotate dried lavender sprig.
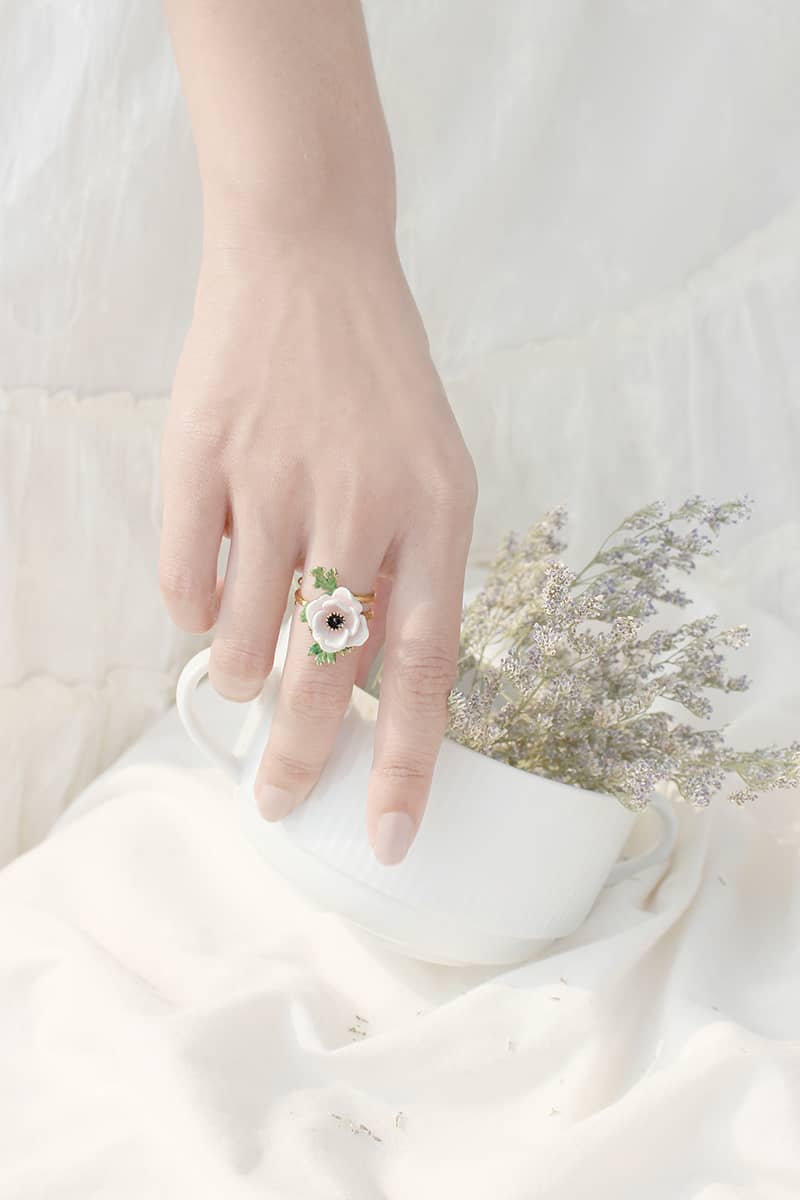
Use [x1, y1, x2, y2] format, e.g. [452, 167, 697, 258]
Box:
[448, 496, 798, 812]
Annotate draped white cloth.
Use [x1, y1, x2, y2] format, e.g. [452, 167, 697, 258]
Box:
[2, 672, 798, 1198]
[1, 1, 799, 1195]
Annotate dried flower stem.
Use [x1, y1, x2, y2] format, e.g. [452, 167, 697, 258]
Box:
[445, 496, 799, 811]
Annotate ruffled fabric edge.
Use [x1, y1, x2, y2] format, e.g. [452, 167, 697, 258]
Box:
[0, 386, 167, 419]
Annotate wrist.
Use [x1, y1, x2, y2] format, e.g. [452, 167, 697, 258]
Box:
[192, 221, 431, 363]
[199, 200, 403, 283]
[200, 142, 397, 261]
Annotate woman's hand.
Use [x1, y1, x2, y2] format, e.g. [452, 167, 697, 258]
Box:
[161, 0, 477, 863]
[160, 236, 477, 863]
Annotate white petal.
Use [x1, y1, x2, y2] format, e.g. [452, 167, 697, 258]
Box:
[317, 625, 349, 653]
[304, 595, 327, 624]
[331, 586, 356, 608]
[348, 615, 370, 648]
[343, 605, 361, 635]
[310, 611, 330, 642]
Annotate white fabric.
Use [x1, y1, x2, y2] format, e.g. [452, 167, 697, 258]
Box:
[1, 676, 798, 1197]
[0, 389, 210, 864]
[2, 0, 800, 1193]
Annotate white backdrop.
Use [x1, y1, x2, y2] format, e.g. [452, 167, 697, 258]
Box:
[1, 3, 799, 1196]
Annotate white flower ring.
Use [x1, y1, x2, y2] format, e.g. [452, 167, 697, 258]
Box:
[295, 569, 374, 664]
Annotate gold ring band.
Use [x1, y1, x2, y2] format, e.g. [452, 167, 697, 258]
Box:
[294, 577, 375, 611]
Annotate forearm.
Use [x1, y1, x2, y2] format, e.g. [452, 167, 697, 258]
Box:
[164, 0, 397, 253]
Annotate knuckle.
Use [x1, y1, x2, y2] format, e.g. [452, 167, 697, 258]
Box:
[373, 759, 431, 783]
[423, 449, 479, 517]
[169, 397, 230, 454]
[182, 418, 228, 454]
[212, 638, 272, 681]
[393, 640, 456, 711]
[159, 559, 216, 629]
[159, 560, 196, 602]
[266, 747, 319, 783]
[162, 424, 226, 488]
[159, 564, 190, 604]
[284, 670, 352, 721]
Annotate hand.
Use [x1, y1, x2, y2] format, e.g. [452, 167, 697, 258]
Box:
[160, 236, 477, 864]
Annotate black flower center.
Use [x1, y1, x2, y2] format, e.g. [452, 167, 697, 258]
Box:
[326, 611, 345, 630]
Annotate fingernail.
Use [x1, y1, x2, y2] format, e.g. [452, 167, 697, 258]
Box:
[373, 811, 416, 866]
[257, 785, 295, 822]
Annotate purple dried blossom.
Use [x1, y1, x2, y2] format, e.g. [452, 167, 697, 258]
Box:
[445, 496, 799, 812]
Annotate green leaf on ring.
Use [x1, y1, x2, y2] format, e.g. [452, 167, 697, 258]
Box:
[299, 604, 308, 623]
[304, 648, 333, 667]
[307, 641, 339, 665]
[311, 566, 338, 595]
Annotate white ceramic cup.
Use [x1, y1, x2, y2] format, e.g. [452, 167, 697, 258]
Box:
[176, 628, 678, 967]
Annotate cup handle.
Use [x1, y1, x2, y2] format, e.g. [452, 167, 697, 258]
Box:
[175, 647, 246, 783]
[604, 792, 678, 886]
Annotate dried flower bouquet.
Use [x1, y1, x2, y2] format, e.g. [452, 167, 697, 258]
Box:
[447, 496, 799, 812]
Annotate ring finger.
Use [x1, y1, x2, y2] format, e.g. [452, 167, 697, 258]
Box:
[254, 538, 388, 820]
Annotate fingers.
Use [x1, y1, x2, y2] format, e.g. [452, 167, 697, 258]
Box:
[254, 545, 386, 821]
[366, 530, 469, 865]
[159, 449, 227, 633]
[354, 571, 392, 690]
[209, 510, 299, 701]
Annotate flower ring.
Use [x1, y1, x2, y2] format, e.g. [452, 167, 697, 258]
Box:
[294, 566, 375, 664]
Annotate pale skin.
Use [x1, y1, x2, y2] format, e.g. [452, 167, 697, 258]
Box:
[160, 0, 477, 865]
